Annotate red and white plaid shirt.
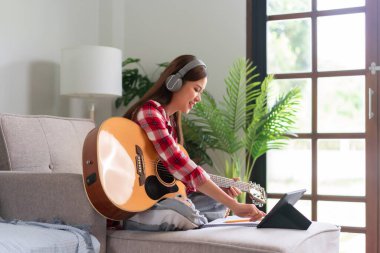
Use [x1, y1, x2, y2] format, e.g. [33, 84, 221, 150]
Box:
[135, 100, 210, 193]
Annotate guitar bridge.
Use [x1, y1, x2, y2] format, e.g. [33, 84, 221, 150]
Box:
[135, 145, 146, 185]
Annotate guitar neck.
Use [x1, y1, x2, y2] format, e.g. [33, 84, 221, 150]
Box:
[209, 174, 251, 193]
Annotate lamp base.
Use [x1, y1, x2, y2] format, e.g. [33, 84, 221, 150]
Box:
[89, 103, 95, 121]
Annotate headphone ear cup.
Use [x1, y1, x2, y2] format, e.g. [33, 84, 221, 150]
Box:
[166, 75, 183, 92]
[171, 79, 182, 92]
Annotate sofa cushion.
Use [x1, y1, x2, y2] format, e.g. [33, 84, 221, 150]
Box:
[107, 222, 340, 253]
[0, 114, 94, 173]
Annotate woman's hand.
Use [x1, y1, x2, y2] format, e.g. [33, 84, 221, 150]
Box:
[230, 202, 266, 221]
[222, 186, 241, 198]
[221, 177, 241, 198]
[197, 178, 265, 221]
[221, 177, 241, 217]
[221, 178, 265, 221]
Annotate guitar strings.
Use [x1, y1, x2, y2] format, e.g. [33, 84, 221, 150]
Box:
[143, 160, 174, 176]
[150, 161, 245, 184]
[144, 160, 249, 187]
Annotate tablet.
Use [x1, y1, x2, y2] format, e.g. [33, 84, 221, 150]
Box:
[257, 189, 307, 228]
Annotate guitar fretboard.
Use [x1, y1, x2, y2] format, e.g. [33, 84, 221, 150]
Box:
[209, 174, 252, 192]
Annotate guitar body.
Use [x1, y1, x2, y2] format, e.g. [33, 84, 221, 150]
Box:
[82, 117, 186, 220]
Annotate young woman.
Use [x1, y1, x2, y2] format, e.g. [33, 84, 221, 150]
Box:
[124, 55, 265, 228]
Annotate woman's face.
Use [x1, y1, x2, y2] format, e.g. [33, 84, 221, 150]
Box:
[170, 77, 207, 114]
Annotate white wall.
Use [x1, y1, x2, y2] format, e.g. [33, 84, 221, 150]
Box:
[122, 0, 246, 104]
[0, 0, 246, 130]
[0, 0, 102, 119]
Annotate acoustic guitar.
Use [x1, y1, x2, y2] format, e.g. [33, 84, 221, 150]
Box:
[82, 117, 266, 220]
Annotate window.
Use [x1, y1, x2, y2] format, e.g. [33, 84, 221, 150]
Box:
[248, 0, 379, 252]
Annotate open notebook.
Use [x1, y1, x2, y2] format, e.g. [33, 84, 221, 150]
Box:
[201, 189, 310, 230]
[201, 214, 259, 227]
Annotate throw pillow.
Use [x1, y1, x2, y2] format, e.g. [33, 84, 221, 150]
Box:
[188, 192, 228, 221]
[124, 195, 208, 231]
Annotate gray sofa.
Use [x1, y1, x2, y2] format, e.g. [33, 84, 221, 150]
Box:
[0, 113, 340, 253]
[0, 114, 105, 252]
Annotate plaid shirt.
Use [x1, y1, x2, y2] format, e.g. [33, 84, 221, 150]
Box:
[135, 100, 210, 192]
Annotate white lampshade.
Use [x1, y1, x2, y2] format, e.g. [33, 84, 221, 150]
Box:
[60, 45, 122, 98]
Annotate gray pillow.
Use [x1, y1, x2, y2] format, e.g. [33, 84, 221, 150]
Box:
[189, 192, 228, 221]
[124, 197, 208, 231]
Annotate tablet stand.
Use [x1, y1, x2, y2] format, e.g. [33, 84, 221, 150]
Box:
[258, 203, 311, 230]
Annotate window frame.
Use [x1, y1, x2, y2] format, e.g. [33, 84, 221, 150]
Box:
[247, 0, 379, 252]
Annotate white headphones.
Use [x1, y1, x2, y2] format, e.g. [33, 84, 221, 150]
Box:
[165, 59, 206, 92]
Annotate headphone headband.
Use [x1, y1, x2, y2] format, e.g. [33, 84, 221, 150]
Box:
[177, 59, 206, 78]
[165, 58, 206, 92]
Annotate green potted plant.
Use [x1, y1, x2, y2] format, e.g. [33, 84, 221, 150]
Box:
[183, 58, 301, 202]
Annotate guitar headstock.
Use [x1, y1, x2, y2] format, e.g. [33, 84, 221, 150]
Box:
[246, 182, 267, 207]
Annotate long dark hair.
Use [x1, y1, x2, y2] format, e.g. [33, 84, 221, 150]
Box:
[124, 55, 207, 145]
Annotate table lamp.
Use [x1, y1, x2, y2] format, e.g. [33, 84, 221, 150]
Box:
[60, 45, 122, 120]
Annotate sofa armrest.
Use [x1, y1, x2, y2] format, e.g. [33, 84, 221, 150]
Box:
[0, 172, 107, 253]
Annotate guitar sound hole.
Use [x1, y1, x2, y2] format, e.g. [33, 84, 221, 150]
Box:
[145, 176, 179, 200]
[156, 161, 174, 184]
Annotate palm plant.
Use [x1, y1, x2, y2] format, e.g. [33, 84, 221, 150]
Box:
[184, 58, 301, 184]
